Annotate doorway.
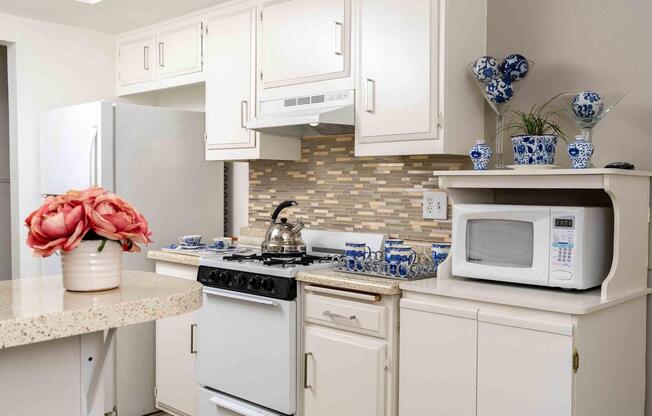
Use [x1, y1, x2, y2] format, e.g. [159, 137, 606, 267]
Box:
[0, 45, 9, 280]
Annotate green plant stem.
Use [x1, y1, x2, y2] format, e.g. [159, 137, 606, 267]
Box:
[97, 239, 107, 252]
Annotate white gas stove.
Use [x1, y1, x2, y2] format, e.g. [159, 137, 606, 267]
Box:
[196, 230, 384, 415]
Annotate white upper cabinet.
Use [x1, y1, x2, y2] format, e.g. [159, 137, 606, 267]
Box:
[355, 0, 487, 156]
[157, 19, 204, 79]
[205, 7, 256, 151]
[116, 17, 204, 95]
[260, 0, 350, 89]
[357, 0, 436, 140]
[118, 33, 157, 86]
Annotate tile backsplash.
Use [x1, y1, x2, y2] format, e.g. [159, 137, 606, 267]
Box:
[249, 136, 471, 242]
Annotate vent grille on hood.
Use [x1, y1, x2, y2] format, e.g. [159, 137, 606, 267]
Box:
[246, 90, 355, 137]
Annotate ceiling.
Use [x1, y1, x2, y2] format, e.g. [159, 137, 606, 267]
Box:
[0, 0, 231, 33]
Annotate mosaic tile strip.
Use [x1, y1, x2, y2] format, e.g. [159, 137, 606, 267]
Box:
[249, 136, 471, 243]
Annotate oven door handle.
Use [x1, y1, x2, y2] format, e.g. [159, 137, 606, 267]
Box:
[203, 287, 278, 307]
[209, 395, 270, 416]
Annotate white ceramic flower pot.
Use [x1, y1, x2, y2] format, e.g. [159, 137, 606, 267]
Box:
[61, 240, 122, 292]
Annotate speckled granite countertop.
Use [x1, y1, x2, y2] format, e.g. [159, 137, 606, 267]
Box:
[297, 269, 407, 295]
[148, 250, 202, 266]
[0, 271, 202, 349]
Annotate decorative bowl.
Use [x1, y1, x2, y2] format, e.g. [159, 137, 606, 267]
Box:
[511, 135, 557, 165]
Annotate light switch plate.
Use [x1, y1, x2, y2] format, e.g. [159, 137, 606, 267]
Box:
[423, 191, 447, 220]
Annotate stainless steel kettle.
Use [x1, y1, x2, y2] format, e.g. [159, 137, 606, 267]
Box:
[261, 201, 306, 254]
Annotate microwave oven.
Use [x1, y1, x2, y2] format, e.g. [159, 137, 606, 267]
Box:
[452, 204, 613, 289]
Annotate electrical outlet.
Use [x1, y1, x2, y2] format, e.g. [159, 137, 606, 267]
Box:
[423, 191, 447, 220]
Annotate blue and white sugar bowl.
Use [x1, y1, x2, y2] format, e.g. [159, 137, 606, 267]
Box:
[485, 76, 513, 104]
[567, 135, 594, 169]
[469, 139, 492, 170]
[472, 56, 499, 83]
[431, 243, 451, 271]
[572, 91, 604, 120]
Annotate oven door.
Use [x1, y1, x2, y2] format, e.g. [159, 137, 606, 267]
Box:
[452, 204, 551, 285]
[198, 287, 296, 415]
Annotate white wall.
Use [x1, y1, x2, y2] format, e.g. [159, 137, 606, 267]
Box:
[0, 13, 116, 277]
[148, 84, 249, 236]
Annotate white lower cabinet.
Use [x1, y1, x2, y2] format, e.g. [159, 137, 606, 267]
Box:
[304, 326, 386, 416]
[399, 293, 646, 416]
[477, 321, 572, 416]
[399, 305, 477, 416]
[301, 285, 399, 416]
[154, 261, 199, 416]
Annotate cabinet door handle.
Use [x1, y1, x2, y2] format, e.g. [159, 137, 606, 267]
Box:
[88, 127, 98, 187]
[304, 352, 313, 389]
[143, 45, 149, 70]
[323, 310, 356, 320]
[240, 100, 248, 129]
[158, 42, 165, 67]
[190, 323, 197, 354]
[365, 78, 375, 113]
[333, 21, 343, 56]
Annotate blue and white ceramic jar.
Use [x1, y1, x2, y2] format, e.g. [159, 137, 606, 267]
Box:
[431, 243, 451, 272]
[345, 242, 370, 270]
[511, 135, 557, 165]
[567, 135, 594, 169]
[469, 140, 492, 170]
[387, 245, 416, 277]
[384, 239, 404, 262]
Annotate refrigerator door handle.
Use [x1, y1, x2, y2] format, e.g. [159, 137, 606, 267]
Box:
[89, 126, 98, 187]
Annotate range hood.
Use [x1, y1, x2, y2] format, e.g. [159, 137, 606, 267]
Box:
[246, 90, 355, 137]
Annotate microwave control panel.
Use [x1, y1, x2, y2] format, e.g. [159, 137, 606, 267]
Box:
[551, 216, 576, 274]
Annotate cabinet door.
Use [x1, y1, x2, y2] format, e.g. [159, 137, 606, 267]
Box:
[205, 8, 256, 150]
[304, 326, 386, 416]
[156, 311, 198, 416]
[118, 34, 157, 85]
[477, 317, 573, 416]
[399, 301, 477, 416]
[157, 19, 204, 79]
[260, 0, 350, 88]
[357, 0, 439, 143]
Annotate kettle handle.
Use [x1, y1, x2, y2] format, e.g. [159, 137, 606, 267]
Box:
[271, 200, 298, 223]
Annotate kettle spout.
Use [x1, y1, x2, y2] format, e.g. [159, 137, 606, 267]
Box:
[291, 221, 305, 232]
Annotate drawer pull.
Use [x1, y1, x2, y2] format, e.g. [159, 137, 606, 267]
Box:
[323, 310, 356, 321]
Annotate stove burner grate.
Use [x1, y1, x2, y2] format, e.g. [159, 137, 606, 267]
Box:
[222, 253, 334, 267]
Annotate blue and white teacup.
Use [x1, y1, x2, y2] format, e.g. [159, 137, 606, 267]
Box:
[431, 243, 451, 271]
[345, 242, 371, 270]
[178, 234, 202, 246]
[213, 237, 233, 249]
[384, 239, 404, 262]
[387, 245, 417, 277]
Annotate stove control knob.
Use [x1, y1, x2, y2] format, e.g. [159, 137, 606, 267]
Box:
[261, 278, 275, 292]
[207, 270, 219, 283]
[233, 273, 246, 288]
[249, 276, 261, 289]
[217, 271, 230, 285]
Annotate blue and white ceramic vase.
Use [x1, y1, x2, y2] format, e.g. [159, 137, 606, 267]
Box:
[567, 135, 594, 169]
[469, 139, 492, 170]
[511, 135, 558, 165]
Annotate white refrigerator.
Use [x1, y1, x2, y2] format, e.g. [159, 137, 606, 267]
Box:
[40, 101, 223, 416]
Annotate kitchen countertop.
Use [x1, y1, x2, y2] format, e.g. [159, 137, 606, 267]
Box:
[0, 270, 202, 349]
[399, 277, 651, 315]
[297, 269, 405, 295]
[148, 249, 202, 266]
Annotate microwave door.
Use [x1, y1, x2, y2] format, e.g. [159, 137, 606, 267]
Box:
[453, 205, 551, 285]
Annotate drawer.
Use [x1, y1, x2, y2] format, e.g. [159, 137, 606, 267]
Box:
[304, 293, 387, 338]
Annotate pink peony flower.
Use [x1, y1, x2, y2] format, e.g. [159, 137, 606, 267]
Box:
[25, 187, 152, 257]
[87, 193, 153, 252]
[25, 194, 91, 257]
